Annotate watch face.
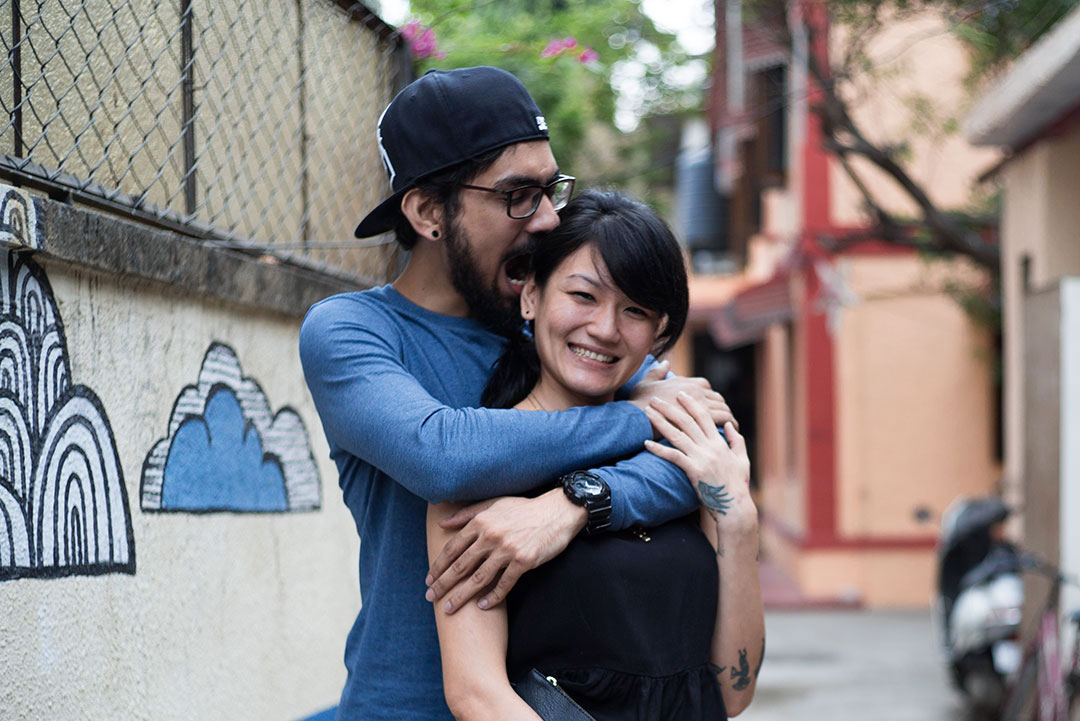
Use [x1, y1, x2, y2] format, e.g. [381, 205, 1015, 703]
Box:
[573, 474, 604, 498]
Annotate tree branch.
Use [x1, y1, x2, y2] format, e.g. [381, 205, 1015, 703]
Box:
[802, 35, 1000, 269]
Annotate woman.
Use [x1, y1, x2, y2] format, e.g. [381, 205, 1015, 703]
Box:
[426, 191, 764, 720]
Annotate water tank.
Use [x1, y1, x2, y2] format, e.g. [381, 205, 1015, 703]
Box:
[675, 147, 728, 252]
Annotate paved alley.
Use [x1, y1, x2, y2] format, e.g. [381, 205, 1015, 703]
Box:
[741, 609, 972, 721]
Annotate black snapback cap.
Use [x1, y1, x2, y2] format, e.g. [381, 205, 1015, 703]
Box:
[354, 66, 551, 238]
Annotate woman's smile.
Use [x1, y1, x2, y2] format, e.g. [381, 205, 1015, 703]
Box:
[567, 343, 618, 364]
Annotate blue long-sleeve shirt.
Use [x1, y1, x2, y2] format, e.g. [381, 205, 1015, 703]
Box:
[298, 285, 697, 721]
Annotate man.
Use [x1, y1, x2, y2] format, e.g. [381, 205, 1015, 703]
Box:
[299, 67, 732, 720]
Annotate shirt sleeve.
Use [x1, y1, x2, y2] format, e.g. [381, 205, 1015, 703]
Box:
[590, 447, 699, 531]
[298, 297, 655, 504]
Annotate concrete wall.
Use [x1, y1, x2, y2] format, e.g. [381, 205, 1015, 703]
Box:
[1019, 279, 1080, 645]
[1022, 285, 1061, 603]
[0, 184, 364, 720]
[14, 0, 181, 209]
[1062, 280, 1080, 652]
[1000, 132, 1080, 523]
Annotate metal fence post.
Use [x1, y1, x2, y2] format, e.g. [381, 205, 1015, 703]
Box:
[181, 0, 197, 217]
[9, 0, 22, 158]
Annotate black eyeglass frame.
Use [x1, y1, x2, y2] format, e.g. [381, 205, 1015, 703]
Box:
[459, 174, 576, 219]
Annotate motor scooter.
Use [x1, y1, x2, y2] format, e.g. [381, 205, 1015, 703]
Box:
[937, 496, 1024, 718]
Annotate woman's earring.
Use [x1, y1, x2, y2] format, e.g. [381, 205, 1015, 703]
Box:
[431, 229, 440, 239]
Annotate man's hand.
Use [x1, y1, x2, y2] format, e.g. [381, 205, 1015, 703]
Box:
[426, 489, 587, 613]
[629, 361, 737, 434]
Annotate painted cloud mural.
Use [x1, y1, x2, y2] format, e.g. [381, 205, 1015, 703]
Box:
[141, 342, 320, 513]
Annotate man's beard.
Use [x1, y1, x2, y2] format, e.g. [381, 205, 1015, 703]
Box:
[444, 219, 525, 337]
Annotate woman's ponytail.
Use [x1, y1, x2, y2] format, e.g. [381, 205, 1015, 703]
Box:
[481, 325, 541, 409]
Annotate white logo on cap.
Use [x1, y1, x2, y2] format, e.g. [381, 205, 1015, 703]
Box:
[377, 103, 396, 187]
[536, 115, 548, 132]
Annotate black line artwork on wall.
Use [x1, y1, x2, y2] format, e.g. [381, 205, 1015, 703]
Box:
[140, 342, 321, 513]
[0, 214, 134, 580]
[0, 184, 44, 251]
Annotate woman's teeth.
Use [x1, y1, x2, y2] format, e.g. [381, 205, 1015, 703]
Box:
[570, 345, 615, 363]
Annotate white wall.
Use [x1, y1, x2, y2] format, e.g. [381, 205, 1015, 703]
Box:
[0, 185, 361, 721]
[1061, 278, 1080, 653]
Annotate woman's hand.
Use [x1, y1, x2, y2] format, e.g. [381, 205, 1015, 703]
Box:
[643, 392, 757, 541]
[629, 361, 739, 435]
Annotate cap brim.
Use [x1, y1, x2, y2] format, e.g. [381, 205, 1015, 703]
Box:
[354, 188, 408, 238]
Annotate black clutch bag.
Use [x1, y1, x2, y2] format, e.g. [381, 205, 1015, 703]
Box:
[514, 668, 596, 721]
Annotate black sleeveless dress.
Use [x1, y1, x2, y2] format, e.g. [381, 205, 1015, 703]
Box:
[505, 513, 727, 721]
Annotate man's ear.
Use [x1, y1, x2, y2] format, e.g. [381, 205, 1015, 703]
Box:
[520, 278, 539, 320]
[400, 188, 444, 241]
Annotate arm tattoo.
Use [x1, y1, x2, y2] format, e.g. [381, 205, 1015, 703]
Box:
[754, 637, 765, 678]
[698, 482, 733, 515]
[730, 648, 751, 691]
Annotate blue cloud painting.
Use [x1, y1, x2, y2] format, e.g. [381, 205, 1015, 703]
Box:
[141, 342, 320, 513]
[162, 386, 288, 512]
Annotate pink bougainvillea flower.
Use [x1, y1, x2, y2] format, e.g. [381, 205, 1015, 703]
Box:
[578, 47, 599, 64]
[399, 18, 445, 60]
[541, 36, 581, 59]
[400, 19, 421, 41]
[541, 39, 565, 58]
[413, 28, 437, 55]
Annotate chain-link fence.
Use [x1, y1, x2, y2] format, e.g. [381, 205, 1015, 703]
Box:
[1, 0, 408, 284]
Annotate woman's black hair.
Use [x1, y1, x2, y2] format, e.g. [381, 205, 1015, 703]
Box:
[481, 189, 689, 409]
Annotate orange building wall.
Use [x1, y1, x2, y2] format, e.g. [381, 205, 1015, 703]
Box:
[834, 255, 1000, 539]
[757, 324, 807, 542]
[828, 12, 1000, 225]
[755, 254, 1000, 607]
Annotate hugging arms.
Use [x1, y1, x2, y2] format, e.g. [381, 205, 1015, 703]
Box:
[302, 299, 731, 597]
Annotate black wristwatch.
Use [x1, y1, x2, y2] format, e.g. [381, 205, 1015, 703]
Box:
[560, 471, 612, 536]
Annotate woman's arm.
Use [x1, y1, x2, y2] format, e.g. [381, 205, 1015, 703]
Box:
[426, 501, 543, 721]
[644, 396, 765, 717]
[698, 500, 765, 716]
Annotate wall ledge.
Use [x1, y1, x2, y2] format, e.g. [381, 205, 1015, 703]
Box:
[0, 183, 371, 318]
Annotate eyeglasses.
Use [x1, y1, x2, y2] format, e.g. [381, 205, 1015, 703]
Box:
[459, 174, 575, 219]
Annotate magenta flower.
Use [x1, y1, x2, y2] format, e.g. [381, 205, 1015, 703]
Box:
[578, 48, 599, 64]
[400, 19, 421, 41]
[540, 36, 581, 59]
[541, 39, 565, 58]
[400, 19, 445, 60]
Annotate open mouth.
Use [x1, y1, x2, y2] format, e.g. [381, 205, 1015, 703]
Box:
[504, 251, 532, 290]
[569, 344, 617, 364]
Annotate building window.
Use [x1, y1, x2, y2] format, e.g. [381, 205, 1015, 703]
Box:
[754, 64, 788, 184]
